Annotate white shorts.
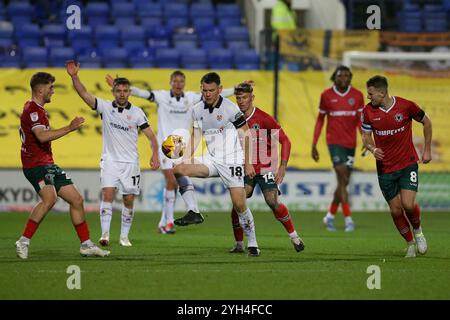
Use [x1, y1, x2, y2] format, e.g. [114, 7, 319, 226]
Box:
[159, 149, 174, 170]
[200, 157, 244, 188]
[100, 159, 141, 195]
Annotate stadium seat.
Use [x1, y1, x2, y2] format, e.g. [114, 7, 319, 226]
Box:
[198, 26, 223, 42]
[216, 4, 241, 18]
[114, 17, 137, 28]
[102, 47, 129, 68]
[137, 3, 163, 20]
[174, 41, 197, 49]
[23, 47, 48, 68]
[7, 2, 34, 19]
[111, 3, 135, 17]
[234, 49, 260, 70]
[0, 38, 13, 48]
[121, 25, 146, 51]
[140, 18, 163, 30]
[0, 22, 14, 40]
[207, 48, 233, 69]
[201, 39, 224, 50]
[166, 18, 190, 31]
[128, 47, 155, 68]
[85, 3, 110, 27]
[218, 18, 242, 28]
[163, 3, 189, 19]
[0, 53, 21, 68]
[42, 24, 67, 47]
[192, 18, 215, 32]
[148, 39, 170, 49]
[189, 3, 215, 19]
[224, 26, 249, 42]
[15, 24, 41, 48]
[155, 48, 180, 68]
[95, 25, 120, 49]
[49, 47, 75, 67]
[67, 26, 93, 55]
[227, 41, 249, 50]
[173, 32, 197, 43]
[77, 50, 102, 68]
[181, 48, 207, 69]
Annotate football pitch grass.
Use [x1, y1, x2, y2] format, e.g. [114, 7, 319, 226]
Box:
[1, 210, 449, 300]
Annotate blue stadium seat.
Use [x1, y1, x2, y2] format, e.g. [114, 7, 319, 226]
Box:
[224, 26, 249, 42]
[189, 3, 215, 19]
[114, 17, 137, 28]
[216, 4, 241, 18]
[7, 2, 33, 19]
[166, 17, 190, 31]
[49, 47, 75, 67]
[148, 39, 170, 49]
[42, 24, 67, 47]
[0, 22, 14, 40]
[85, 3, 110, 27]
[0, 51, 22, 68]
[15, 24, 41, 48]
[227, 41, 249, 50]
[181, 48, 207, 69]
[102, 47, 129, 68]
[173, 32, 198, 43]
[111, 3, 135, 17]
[148, 26, 172, 41]
[128, 47, 155, 68]
[399, 18, 422, 32]
[218, 17, 242, 28]
[164, 3, 189, 19]
[207, 48, 233, 69]
[137, 3, 163, 20]
[95, 25, 120, 49]
[234, 49, 260, 70]
[198, 26, 223, 42]
[23, 47, 48, 68]
[174, 41, 197, 49]
[155, 48, 180, 68]
[77, 50, 102, 68]
[140, 18, 163, 30]
[201, 39, 224, 49]
[67, 26, 93, 55]
[121, 25, 146, 50]
[0, 38, 13, 48]
[192, 18, 215, 32]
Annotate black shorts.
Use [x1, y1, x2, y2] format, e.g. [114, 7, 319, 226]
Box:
[23, 164, 73, 193]
[244, 172, 280, 198]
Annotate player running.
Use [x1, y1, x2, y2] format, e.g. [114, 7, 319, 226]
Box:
[311, 66, 365, 232]
[229, 82, 304, 253]
[362, 75, 432, 258]
[67, 61, 160, 247]
[173, 72, 261, 257]
[15, 72, 109, 259]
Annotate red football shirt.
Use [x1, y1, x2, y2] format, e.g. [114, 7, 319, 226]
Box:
[361, 96, 424, 174]
[246, 107, 289, 174]
[319, 86, 365, 148]
[20, 100, 54, 168]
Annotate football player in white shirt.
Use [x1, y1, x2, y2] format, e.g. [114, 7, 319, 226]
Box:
[174, 72, 261, 257]
[106, 71, 236, 234]
[66, 61, 160, 247]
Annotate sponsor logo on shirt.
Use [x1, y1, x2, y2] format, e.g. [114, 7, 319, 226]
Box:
[374, 125, 405, 136]
[329, 111, 357, 116]
[110, 122, 130, 132]
[169, 109, 188, 114]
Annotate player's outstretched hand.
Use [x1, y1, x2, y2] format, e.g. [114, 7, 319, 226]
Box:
[275, 165, 286, 185]
[422, 150, 432, 164]
[105, 74, 114, 88]
[245, 163, 256, 179]
[150, 153, 160, 170]
[69, 116, 85, 131]
[66, 60, 80, 77]
[311, 145, 319, 162]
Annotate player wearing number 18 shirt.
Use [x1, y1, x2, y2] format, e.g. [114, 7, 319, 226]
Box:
[362, 75, 432, 258]
[229, 83, 304, 253]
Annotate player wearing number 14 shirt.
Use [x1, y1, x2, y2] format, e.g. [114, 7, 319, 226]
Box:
[229, 83, 305, 254]
[362, 75, 432, 258]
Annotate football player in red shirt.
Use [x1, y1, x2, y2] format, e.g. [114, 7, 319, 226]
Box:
[229, 82, 305, 253]
[311, 66, 365, 232]
[15, 72, 109, 259]
[362, 75, 432, 258]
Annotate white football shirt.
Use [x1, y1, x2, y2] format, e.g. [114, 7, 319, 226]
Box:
[190, 96, 245, 164]
[95, 97, 150, 163]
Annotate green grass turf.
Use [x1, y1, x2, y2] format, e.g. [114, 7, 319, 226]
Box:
[0, 211, 449, 300]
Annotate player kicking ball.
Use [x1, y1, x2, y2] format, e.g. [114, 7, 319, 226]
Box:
[229, 83, 304, 253]
[66, 61, 160, 247]
[173, 72, 261, 257]
[362, 75, 432, 258]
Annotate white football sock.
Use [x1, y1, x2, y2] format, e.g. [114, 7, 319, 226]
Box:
[164, 189, 176, 225]
[325, 212, 335, 220]
[288, 231, 299, 239]
[345, 216, 353, 224]
[120, 206, 134, 238]
[177, 176, 199, 213]
[238, 208, 258, 248]
[100, 201, 113, 235]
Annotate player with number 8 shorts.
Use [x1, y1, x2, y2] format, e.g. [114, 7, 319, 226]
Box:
[229, 82, 305, 254]
[362, 75, 432, 258]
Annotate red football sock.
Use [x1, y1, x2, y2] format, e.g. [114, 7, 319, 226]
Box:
[392, 213, 414, 243]
[342, 203, 352, 217]
[22, 219, 39, 239]
[329, 202, 339, 215]
[404, 204, 421, 230]
[231, 208, 244, 242]
[74, 221, 90, 243]
[273, 203, 295, 234]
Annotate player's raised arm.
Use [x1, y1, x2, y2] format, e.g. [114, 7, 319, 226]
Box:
[419, 114, 432, 164]
[141, 126, 160, 170]
[33, 117, 85, 144]
[66, 60, 96, 109]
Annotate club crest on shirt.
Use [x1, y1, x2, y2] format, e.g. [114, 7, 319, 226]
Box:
[348, 98, 355, 106]
[394, 113, 404, 122]
[252, 123, 260, 130]
[30, 112, 39, 122]
[217, 114, 223, 121]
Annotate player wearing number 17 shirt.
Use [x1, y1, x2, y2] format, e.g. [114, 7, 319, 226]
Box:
[228, 83, 305, 254]
[173, 72, 261, 257]
[362, 75, 432, 258]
